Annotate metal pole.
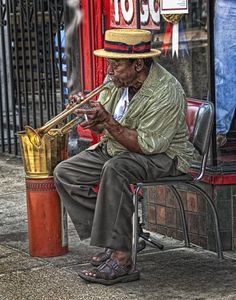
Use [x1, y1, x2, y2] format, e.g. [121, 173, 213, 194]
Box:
[206, 0, 217, 166]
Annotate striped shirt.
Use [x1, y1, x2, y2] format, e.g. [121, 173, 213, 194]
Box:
[90, 59, 195, 173]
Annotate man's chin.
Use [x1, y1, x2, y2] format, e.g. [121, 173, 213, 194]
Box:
[112, 81, 122, 88]
[112, 80, 126, 88]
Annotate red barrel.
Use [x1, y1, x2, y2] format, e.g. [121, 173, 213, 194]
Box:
[26, 177, 68, 257]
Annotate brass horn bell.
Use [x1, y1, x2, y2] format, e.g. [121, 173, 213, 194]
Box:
[24, 81, 112, 147]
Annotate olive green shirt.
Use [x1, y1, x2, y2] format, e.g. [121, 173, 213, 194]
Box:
[89, 59, 195, 173]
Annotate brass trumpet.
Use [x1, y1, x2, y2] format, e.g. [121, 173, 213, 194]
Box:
[25, 81, 112, 147]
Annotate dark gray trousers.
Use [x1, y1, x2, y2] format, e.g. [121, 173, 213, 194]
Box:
[53, 144, 182, 251]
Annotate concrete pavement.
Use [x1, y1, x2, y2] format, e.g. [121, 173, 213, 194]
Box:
[1, 154, 236, 300]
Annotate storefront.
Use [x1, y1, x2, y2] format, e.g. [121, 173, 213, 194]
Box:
[79, 0, 236, 251]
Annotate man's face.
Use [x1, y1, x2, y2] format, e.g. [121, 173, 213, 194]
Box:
[106, 58, 138, 88]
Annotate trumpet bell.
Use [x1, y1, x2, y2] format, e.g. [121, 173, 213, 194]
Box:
[17, 129, 68, 178]
[25, 126, 42, 148]
[21, 81, 112, 147]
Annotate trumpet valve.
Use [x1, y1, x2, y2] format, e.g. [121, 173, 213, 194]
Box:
[47, 129, 60, 137]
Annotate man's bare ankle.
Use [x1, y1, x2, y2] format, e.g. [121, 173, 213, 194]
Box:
[111, 250, 131, 265]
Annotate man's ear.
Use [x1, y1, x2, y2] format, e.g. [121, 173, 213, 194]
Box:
[134, 59, 145, 72]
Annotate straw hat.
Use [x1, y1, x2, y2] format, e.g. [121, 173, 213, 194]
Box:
[94, 29, 161, 59]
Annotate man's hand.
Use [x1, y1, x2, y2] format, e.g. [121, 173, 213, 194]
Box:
[67, 92, 85, 109]
[72, 99, 143, 154]
[75, 100, 111, 130]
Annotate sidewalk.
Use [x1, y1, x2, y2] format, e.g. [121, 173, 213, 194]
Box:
[1, 154, 236, 300]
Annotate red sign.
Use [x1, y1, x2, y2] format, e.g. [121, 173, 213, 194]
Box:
[110, 0, 160, 30]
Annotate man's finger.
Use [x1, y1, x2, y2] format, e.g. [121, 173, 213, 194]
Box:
[89, 101, 103, 108]
[76, 108, 97, 115]
[80, 120, 97, 128]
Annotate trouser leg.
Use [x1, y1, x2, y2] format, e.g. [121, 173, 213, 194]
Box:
[214, 2, 236, 134]
[54, 146, 111, 240]
[91, 152, 181, 252]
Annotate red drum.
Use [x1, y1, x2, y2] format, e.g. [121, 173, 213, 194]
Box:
[25, 177, 68, 257]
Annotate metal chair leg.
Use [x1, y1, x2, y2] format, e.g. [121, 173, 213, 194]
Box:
[132, 185, 140, 270]
[132, 185, 164, 270]
[138, 192, 164, 250]
[139, 231, 164, 250]
[186, 183, 224, 259]
[169, 185, 190, 247]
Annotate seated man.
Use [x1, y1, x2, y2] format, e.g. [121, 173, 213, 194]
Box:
[54, 28, 195, 285]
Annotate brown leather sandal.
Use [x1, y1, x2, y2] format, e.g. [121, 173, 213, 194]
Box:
[78, 258, 140, 285]
[91, 248, 113, 267]
[91, 240, 146, 266]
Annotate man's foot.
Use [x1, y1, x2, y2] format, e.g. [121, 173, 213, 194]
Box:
[91, 248, 113, 266]
[79, 251, 139, 285]
[90, 240, 146, 266]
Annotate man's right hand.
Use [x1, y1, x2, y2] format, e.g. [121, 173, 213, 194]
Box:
[67, 92, 85, 109]
[67, 94, 105, 134]
[75, 101, 110, 129]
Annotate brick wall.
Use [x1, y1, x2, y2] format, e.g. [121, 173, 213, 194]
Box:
[144, 183, 236, 251]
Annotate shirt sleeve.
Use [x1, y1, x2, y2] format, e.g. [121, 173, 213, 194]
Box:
[137, 89, 186, 155]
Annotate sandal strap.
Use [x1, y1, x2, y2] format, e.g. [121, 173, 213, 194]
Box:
[91, 248, 112, 265]
[96, 258, 131, 280]
[97, 248, 113, 261]
[91, 240, 146, 267]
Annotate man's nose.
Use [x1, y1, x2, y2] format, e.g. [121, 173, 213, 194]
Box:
[107, 65, 114, 75]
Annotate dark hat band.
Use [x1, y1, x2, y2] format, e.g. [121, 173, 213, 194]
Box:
[104, 40, 151, 54]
